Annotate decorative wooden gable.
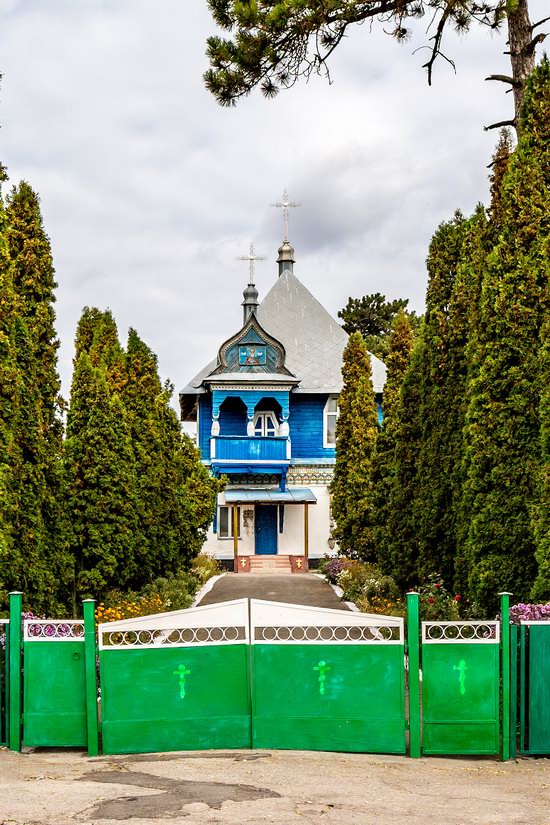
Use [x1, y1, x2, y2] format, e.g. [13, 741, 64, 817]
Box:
[211, 315, 295, 377]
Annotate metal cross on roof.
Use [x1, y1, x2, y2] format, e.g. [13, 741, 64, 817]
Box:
[237, 243, 266, 281]
[271, 189, 300, 241]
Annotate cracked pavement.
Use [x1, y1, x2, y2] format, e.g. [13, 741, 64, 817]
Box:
[1, 747, 550, 825]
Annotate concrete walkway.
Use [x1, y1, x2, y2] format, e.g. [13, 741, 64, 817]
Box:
[197, 573, 351, 610]
[1, 747, 549, 825]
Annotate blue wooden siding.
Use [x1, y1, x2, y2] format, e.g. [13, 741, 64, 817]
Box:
[198, 395, 212, 459]
[219, 397, 247, 436]
[200, 393, 337, 462]
[288, 394, 335, 459]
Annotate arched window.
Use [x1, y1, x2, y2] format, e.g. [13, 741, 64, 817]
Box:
[253, 411, 278, 437]
[324, 395, 338, 447]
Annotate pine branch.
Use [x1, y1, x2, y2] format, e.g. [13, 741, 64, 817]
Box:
[484, 118, 516, 132]
[485, 74, 517, 86]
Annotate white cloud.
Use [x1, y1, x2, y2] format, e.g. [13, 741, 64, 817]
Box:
[0, 0, 546, 402]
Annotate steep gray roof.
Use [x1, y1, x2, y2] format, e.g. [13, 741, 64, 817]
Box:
[256, 271, 386, 394]
[180, 270, 386, 397]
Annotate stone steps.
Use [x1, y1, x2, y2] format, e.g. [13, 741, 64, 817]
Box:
[248, 555, 293, 574]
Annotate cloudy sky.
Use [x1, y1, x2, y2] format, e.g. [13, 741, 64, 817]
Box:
[0, 0, 547, 407]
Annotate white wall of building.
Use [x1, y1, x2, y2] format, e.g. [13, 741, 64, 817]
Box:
[201, 484, 334, 560]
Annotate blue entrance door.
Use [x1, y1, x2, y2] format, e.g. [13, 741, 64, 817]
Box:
[255, 506, 278, 555]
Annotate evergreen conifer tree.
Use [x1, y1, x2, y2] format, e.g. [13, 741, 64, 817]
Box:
[122, 328, 221, 581]
[372, 310, 414, 564]
[331, 332, 378, 558]
[531, 317, 550, 601]
[0, 182, 69, 612]
[0, 167, 21, 606]
[461, 58, 550, 614]
[412, 211, 474, 587]
[65, 351, 138, 600]
[382, 339, 424, 587]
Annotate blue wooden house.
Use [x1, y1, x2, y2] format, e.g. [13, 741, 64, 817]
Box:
[180, 239, 386, 572]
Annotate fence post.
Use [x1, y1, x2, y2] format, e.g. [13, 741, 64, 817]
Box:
[8, 591, 23, 752]
[407, 591, 421, 758]
[83, 600, 99, 757]
[499, 591, 512, 762]
[510, 623, 518, 759]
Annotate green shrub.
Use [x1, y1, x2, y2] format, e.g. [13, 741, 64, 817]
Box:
[95, 553, 221, 621]
[418, 573, 461, 621]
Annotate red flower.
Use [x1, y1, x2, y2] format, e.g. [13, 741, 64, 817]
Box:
[428, 597, 435, 604]
[455, 594, 461, 602]
[435, 583, 441, 589]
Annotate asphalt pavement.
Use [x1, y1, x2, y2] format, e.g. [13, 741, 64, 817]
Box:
[196, 573, 351, 610]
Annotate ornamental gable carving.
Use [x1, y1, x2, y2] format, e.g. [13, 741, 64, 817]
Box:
[211, 315, 295, 377]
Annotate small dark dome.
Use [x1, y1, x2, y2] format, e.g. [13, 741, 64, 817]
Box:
[243, 282, 259, 303]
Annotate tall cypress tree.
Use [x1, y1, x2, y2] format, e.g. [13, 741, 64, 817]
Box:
[461, 58, 550, 614]
[0, 182, 69, 612]
[65, 350, 138, 601]
[0, 167, 21, 607]
[331, 332, 378, 559]
[412, 212, 469, 586]
[372, 310, 414, 565]
[383, 338, 424, 587]
[75, 306, 126, 389]
[122, 328, 222, 582]
[531, 317, 550, 601]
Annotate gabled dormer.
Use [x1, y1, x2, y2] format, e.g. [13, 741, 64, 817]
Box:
[209, 312, 295, 379]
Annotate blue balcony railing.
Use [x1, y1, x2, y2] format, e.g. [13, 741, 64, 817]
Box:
[211, 436, 289, 463]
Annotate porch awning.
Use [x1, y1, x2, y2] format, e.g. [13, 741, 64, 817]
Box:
[224, 488, 317, 505]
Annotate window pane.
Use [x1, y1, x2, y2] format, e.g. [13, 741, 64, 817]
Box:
[327, 396, 338, 413]
[326, 414, 337, 444]
[219, 506, 228, 537]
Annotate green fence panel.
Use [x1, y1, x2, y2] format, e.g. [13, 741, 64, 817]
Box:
[250, 600, 406, 754]
[421, 621, 500, 756]
[519, 622, 550, 755]
[0, 619, 8, 746]
[23, 619, 87, 747]
[99, 599, 251, 755]
[510, 624, 518, 760]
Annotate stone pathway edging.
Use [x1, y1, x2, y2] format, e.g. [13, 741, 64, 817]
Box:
[191, 572, 227, 607]
[312, 573, 359, 612]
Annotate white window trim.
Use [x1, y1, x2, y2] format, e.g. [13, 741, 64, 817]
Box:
[218, 505, 241, 540]
[253, 411, 279, 437]
[323, 395, 339, 448]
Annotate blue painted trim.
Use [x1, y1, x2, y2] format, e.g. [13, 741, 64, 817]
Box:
[211, 464, 288, 476]
[212, 389, 290, 420]
[279, 505, 284, 534]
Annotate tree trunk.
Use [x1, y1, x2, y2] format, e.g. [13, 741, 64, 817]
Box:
[507, 0, 535, 129]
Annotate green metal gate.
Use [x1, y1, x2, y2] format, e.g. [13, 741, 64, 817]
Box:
[23, 619, 87, 747]
[421, 620, 500, 755]
[0, 619, 8, 746]
[250, 599, 406, 753]
[519, 621, 550, 755]
[99, 599, 252, 755]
